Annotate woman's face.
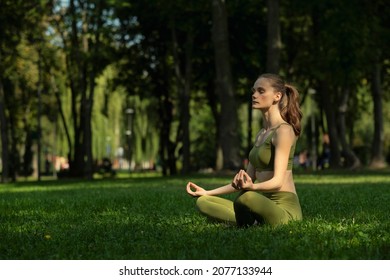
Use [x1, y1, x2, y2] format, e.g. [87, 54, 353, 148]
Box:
[251, 78, 280, 110]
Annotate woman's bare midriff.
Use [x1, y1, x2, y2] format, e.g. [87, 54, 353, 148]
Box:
[255, 170, 297, 194]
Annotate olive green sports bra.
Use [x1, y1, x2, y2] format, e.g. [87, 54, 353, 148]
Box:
[248, 123, 296, 172]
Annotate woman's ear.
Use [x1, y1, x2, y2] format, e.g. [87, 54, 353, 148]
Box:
[274, 91, 282, 102]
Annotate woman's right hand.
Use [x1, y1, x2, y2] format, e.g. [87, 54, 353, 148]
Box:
[232, 170, 243, 190]
[186, 182, 208, 197]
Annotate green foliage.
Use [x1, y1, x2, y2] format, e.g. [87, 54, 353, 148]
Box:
[1, 0, 389, 180]
[189, 96, 217, 169]
[92, 66, 127, 161]
[0, 171, 389, 259]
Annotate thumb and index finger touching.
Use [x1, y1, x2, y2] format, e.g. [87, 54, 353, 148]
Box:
[186, 181, 200, 197]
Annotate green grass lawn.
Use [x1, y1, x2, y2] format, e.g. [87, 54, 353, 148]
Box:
[0, 170, 389, 260]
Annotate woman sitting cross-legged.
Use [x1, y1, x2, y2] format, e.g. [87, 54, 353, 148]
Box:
[186, 73, 303, 227]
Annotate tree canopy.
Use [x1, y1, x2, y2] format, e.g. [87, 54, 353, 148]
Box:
[0, 0, 389, 182]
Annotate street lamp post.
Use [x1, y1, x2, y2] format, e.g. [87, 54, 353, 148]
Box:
[125, 108, 134, 172]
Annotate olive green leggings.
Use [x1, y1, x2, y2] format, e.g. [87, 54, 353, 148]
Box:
[196, 191, 302, 227]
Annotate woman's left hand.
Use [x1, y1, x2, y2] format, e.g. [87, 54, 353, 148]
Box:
[235, 169, 254, 190]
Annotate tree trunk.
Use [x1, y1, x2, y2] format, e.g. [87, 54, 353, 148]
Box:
[0, 78, 10, 183]
[205, 79, 222, 170]
[83, 89, 94, 179]
[81, 6, 94, 179]
[52, 77, 72, 158]
[61, 0, 100, 179]
[157, 60, 177, 176]
[319, 82, 341, 168]
[83, 5, 102, 179]
[171, 26, 193, 174]
[67, 0, 83, 177]
[9, 103, 17, 181]
[182, 33, 193, 174]
[370, 62, 386, 168]
[266, 0, 281, 73]
[22, 129, 34, 177]
[71, 81, 84, 178]
[160, 96, 177, 176]
[337, 88, 361, 169]
[211, 0, 241, 170]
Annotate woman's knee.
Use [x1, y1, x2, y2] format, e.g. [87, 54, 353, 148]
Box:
[234, 191, 257, 206]
[233, 192, 257, 227]
[196, 195, 211, 210]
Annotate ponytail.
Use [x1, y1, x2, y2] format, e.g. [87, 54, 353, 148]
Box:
[259, 73, 303, 136]
[280, 84, 302, 136]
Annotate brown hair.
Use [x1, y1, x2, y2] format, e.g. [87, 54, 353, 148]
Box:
[259, 73, 303, 136]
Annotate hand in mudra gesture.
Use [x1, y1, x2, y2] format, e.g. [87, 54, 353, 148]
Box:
[232, 170, 253, 190]
[186, 182, 207, 197]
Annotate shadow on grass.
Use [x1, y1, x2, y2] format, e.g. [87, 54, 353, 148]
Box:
[1, 171, 389, 260]
[1, 206, 389, 260]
